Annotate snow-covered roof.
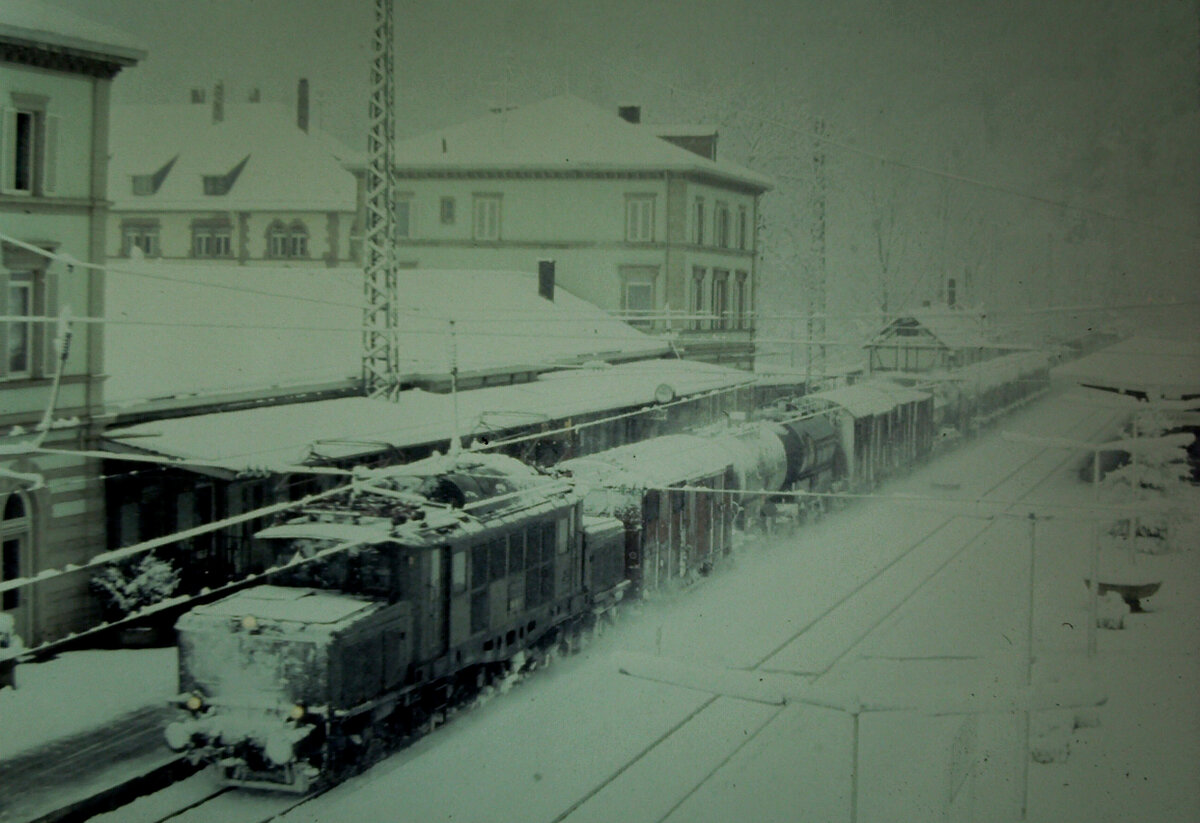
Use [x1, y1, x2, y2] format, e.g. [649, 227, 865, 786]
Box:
[0, 1, 145, 65]
[869, 312, 991, 351]
[103, 263, 670, 408]
[102, 360, 754, 472]
[190, 585, 376, 625]
[107, 103, 358, 211]
[560, 434, 733, 490]
[1052, 335, 1200, 400]
[815, 383, 930, 418]
[389, 95, 772, 191]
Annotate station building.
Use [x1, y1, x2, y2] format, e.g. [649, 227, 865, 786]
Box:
[0, 2, 142, 644]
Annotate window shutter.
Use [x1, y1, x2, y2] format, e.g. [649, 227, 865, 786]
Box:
[42, 114, 60, 194]
[0, 272, 9, 378]
[0, 108, 16, 194]
[41, 272, 60, 377]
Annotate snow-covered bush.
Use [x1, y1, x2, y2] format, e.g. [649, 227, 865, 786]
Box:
[89, 554, 180, 620]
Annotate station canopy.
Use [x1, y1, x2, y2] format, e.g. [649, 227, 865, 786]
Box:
[101, 360, 755, 478]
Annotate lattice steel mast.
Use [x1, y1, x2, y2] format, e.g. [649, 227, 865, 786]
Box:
[362, 0, 399, 397]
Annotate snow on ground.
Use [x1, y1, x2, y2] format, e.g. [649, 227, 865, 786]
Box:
[2, 392, 1195, 823]
[266, 392, 1197, 823]
[0, 648, 176, 759]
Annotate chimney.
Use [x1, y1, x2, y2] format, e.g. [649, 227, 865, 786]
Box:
[297, 78, 310, 133]
[190, 87, 206, 104]
[212, 81, 225, 123]
[538, 259, 555, 301]
[617, 105, 641, 124]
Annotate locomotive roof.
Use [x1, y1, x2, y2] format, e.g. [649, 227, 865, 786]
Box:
[189, 585, 378, 625]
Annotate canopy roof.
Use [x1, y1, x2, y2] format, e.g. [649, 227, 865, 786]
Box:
[1052, 335, 1200, 400]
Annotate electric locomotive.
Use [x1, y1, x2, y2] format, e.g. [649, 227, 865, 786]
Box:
[165, 451, 618, 791]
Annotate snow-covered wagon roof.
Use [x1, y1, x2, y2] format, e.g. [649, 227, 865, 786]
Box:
[387, 95, 773, 191]
[1051, 335, 1200, 400]
[814, 383, 929, 418]
[559, 434, 733, 490]
[103, 263, 670, 411]
[108, 103, 357, 212]
[101, 360, 754, 475]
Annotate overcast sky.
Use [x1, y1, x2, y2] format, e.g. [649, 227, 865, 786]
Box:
[55, 0, 1200, 322]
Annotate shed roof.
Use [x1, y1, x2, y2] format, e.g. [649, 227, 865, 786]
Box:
[389, 95, 772, 191]
[108, 103, 358, 211]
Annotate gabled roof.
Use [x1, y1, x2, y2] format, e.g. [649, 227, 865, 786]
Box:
[103, 263, 671, 409]
[868, 312, 991, 351]
[0, 0, 145, 65]
[108, 103, 358, 211]
[390, 95, 772, 191]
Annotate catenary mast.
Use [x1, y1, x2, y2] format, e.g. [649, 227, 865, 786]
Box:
[362, 0, 400, 397]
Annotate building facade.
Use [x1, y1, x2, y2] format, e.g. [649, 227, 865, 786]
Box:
[106, 82, 358, 268]
[361, 95, 772, 369]
[0, 3, 142, 644]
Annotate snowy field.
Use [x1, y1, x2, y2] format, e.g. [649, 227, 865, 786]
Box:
[2, 392, 1196, 823]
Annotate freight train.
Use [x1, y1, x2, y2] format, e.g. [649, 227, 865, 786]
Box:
[164, 349, 1050, 791]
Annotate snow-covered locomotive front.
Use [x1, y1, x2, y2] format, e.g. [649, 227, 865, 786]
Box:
[167, 582, 410, 791]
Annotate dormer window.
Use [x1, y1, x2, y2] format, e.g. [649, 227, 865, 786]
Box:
[130, 155, 177, 196]
[201, 155, 248, 196]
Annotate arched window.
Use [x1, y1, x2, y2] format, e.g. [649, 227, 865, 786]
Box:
[2, 492, 31, 612]
[267, 220, 289, 258]
[266, 220, 309, 259]
[287, 221, 308, 258]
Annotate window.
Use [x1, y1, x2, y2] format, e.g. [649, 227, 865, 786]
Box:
[394, 195, 413, 239]
[692, 198, 705, 245]
[691, 267, 707, 330]
[193, 225, 232, 258]
[619, 266, 657, 330]
[734, 271, 749, 330]
[440, 197, 456, 225]
[715, 202, 730, 248]
[2, 96, 59, 196]
[266, 220, 308, 259]
[2, 493, 30, 612]
[5, 277, 31, 376]
[737, 206, 748, 250]
[121, 222, 160, 257]
[473, 194, 501, 241]
[2, 243, 56, 380]
[452, 550, 467, 593]
[947, 277, 957, 307]
[625, 195, 655, 243]
[711, 269, 729, 330]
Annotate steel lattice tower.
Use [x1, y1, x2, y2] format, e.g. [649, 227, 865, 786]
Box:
[362, 0, 399, 398]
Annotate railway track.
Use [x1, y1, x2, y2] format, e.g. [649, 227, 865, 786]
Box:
[544, 401, 1117, 823]
[98, 398, 1118, 823]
